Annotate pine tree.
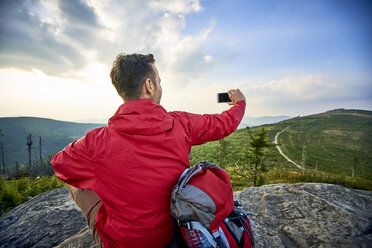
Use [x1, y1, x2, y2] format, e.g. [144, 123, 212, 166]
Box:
[218, 138, 230, 167]
[246, 127, 275, 186]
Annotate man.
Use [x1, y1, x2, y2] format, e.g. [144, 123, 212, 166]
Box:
[51, 53, 246, 248]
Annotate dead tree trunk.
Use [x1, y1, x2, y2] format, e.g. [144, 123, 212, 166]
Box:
[1, 142, 5, 175]
[27, 134, 33, 179]
[39, 136, 43, 176]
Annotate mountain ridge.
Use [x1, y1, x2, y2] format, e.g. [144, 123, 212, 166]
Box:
[1, 109, 371, 180]
[0, 117, 104, 166]
[0, 114, 291, 167]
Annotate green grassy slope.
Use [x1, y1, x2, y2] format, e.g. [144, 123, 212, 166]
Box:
[276, 110, 372, 179]
[189, 109, 372, 181]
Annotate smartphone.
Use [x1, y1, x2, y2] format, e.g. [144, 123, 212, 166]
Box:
[217, 92, 231, 103]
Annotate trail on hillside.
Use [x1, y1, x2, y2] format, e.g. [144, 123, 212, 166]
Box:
[274, 125, 304, 170]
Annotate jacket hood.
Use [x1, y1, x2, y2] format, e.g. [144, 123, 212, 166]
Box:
[108, 98, 174, 135]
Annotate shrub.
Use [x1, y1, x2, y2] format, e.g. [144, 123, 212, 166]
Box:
[0, 176, 65, 216]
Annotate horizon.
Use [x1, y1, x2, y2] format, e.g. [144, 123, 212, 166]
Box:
[1, 107, 370, 125]
[0, 0, 371, 122]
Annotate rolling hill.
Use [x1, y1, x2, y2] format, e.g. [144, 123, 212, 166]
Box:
[189, 109, 372, 181]
[0, 117, 104, 166]
[1, 109, 371, 183]
[238, 115, 291, 128]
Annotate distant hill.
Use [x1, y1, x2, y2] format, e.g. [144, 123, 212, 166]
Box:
[1, 109, 371, 181]
[0, 114, 290, 168]
[0, 117, 104, 166]
[271, 109, 372, 179]
[238, 115, 291, 128]
[190, 109, 372, 180]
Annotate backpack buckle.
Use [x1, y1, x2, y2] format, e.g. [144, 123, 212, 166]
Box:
[234, 200, 242, 207]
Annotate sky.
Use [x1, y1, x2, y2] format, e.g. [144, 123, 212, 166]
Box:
[0, 0, 371, 123]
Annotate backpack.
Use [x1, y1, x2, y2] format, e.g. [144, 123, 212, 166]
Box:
[170, 161, 255, 248]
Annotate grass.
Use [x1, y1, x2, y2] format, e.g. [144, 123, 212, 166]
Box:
[0, 175, 65, 216]
[189, 110, 372, 191]
[277, 113, 372, 179]
[225, 166, 372, 191]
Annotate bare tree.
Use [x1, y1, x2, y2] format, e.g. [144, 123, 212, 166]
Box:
[27, 134, 33, 178]
[39, 136, 43, 175]
[352, 157, 359, 177]
[0, 129, 5, 175]
[1, 142, 5, 175]
[301, 145, 306, 171]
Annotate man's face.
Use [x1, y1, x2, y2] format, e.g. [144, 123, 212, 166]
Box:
[151, 64, 162, 104]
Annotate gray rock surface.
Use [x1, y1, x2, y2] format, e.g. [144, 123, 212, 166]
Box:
[1, 183, 371, 248]
[54, 228, 97, 248]
[0, 188, 87, 248]
[236, 183, 372, 248]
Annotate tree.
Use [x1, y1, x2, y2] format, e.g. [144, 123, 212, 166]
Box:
[1, 142, 5, 175]
[352, 157, 359, 177]
[0, 129, 5, 175]
[245, 127, 275, 186]
[218, 138, 230, 167]
[26, 134, 33, 179]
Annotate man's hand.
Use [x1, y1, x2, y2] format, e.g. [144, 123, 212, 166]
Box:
[228, 89, 245, 105]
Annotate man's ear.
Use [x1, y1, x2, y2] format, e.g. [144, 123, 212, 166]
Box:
[143, 78, 153, 95]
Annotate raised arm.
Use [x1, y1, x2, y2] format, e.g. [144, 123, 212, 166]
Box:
[186, 89, 246, 145]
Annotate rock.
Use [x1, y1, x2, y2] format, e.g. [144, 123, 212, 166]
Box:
[54, 228, 97, 248]
[0, 188, 87, 248]
[236, 183, 372, 248]
[1, 183, 371, 248]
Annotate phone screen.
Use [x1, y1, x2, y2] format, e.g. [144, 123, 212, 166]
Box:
[217, 93, 231, 103]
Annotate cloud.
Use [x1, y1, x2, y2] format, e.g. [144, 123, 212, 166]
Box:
[0, 0, 213, 84]
[149, 0, 202, 14]
[58, 0, 99, 26]
[0, 0, 216, 87]
[0, 0, 92, 76]
[254, 74, 335, 100]
[154, 17, 216, 87]
[229, 73, 372, 116]
[88, 0, 214, 87]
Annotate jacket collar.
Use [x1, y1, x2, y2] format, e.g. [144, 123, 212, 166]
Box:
[108, 98, 173, 135]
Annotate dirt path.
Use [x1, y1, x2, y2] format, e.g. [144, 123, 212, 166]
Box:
[274, 125, 304, 170]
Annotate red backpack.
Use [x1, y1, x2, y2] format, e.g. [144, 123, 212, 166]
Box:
[170, 161, 255, 248]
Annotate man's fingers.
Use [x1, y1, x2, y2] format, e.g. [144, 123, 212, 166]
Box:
[227, 89, 245, 105]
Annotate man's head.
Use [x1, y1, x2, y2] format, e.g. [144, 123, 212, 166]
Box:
[110, 53, 162, 103]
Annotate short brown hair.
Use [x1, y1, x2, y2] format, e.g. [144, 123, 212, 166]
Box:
[110, 53, 156, 101]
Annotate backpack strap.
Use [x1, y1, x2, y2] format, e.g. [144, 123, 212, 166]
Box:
[241, 217, 255, 248]
[167, 218, 188, 248]
[231, 206, 255, 248]
[212, 228, 230, 248]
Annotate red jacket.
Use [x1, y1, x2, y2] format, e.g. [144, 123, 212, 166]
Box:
[51, 98, 245, 247]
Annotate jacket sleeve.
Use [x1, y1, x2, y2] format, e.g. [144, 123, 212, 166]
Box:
[51, 134, 96, 189]
[185, 100, 246, 145]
